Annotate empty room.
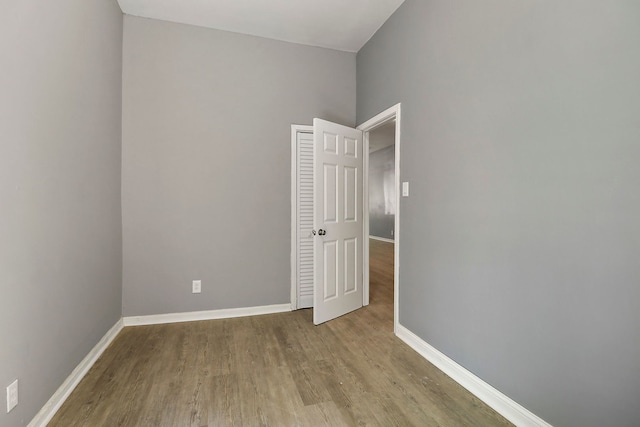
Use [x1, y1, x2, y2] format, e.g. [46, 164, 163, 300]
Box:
[2, 0, 639, 426]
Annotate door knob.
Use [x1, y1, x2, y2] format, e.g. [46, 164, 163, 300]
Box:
[318, 229, 326, 236]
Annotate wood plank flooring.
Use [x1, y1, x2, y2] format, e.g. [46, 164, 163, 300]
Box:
[49, 239, 512, 426]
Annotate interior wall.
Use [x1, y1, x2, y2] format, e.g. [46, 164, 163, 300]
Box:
[357, 1, 640, 426]
[369, 145, 395, 240]
[122, 16, 356, 316]
[0, 1, 124, 425]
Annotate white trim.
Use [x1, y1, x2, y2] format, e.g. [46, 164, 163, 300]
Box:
[290, 125, 313, 311]
[358, 103, 401, 333]
[369, 235, 395, 243]
[291, 125, 299, 310]
[362, 127, 370, 307]
[28, 319, 124, 427]
[396, 325, 553, 427]
[122, 304, 291, 326]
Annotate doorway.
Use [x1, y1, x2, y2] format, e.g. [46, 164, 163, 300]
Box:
[367, 120, 396, 328]
[291, 104, 401, 332]
[359, 104, 401, 333]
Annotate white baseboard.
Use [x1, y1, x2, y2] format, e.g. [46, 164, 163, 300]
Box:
[369, 235, 395, 243]
[396, 324, 552, 427]
[122, 303, 291, 326]
[28, 319, 124, 427]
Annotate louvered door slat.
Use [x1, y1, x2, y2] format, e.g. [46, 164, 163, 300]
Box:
[296, 132, 315, 308]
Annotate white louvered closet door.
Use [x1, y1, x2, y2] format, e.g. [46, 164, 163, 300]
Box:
[296, 131, 315, 308]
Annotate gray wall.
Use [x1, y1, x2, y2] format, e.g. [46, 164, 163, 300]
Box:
[357, 1, 640, 426]
[369, 145, 395, 240]
[0, 0, 123, 425]
[122, 16, 355, 316]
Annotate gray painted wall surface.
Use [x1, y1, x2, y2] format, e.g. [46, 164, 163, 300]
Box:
[357, 1, 640, 426]
[0, 1, 123, 425]
[369, 146, 395, 240]
[122, 16, 356, 316]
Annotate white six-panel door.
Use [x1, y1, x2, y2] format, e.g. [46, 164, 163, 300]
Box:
[313, 119, 364, 325]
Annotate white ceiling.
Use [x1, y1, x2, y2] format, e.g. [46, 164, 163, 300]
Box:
[117, 0, 405, 52]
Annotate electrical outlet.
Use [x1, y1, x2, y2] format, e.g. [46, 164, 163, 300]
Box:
[192, 280, 202, 294]
[6, 379, 18, 413]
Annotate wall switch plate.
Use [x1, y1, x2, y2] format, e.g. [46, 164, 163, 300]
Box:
[192, 280, 202, 294]
[6, 379, 18, 413]
[402, 181, 409, 197]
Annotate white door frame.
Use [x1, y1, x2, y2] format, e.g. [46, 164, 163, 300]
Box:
[358, 103, 401, 333]
[290, 103, 401, 332]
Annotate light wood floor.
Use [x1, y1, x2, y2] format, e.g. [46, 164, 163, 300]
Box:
[49, 240, 512, 426]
